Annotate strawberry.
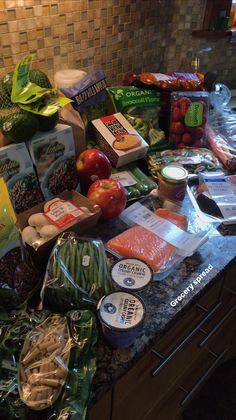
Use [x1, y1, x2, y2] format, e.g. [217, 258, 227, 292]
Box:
[171, 122, 185, 135]
[172, 107, 183, 122]
[178, 142, 186, 148]
[182, 133, 193, 145]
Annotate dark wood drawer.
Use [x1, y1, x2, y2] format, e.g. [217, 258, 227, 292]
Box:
[88, 390, 112, 420]
[143, 346, 231, 420]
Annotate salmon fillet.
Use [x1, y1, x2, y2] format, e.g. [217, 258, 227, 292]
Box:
[107, 208, 187, 272]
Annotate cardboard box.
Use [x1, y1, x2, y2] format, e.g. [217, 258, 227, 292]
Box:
[0, 142, 43, 214]
[91, 113, 149, 167]
[28, 124, 79, 200]
[17, 190, 101, 264]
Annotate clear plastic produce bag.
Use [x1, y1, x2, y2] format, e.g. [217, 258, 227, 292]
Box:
[41, 232, 112, 312]
[0, 308, 97, 420]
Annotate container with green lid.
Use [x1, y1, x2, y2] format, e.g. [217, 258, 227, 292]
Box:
[158, 164, 188, 202]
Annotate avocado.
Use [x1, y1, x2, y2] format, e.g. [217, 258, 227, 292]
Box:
[2, 72, 13, 100]
[29, 69, 52, 89]
[2, 69, 52, 101]
[1, 111, 39, 142]
[0, 80, 12, 109]
[36, 111, 59, 132]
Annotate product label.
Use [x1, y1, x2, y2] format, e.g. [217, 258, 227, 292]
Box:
[120, 202, 206, 257]
[45, 200, 85, 229]
[111, 171, 137, 187]
[99, 292, 144, 329]
[185, 102, 203, 127]
[111, 258, 152, 290]
[204, 177, 236, 221]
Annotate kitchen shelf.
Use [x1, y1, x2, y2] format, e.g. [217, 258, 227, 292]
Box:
[192, 30, 232, 38]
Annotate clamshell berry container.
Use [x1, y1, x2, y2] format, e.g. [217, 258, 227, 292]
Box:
[97, 291, 146, 348]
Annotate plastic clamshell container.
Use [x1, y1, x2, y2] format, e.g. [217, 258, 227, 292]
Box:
[97, 291, 145, 348]
[106, 194, 212, 281]
[169, 91, 209, 148]
[110, 258, 153, 291]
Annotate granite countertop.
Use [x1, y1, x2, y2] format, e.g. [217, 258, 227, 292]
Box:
[87, 194, 236, 403]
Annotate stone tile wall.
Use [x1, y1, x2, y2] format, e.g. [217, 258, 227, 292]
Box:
[0, 0, 235, 87]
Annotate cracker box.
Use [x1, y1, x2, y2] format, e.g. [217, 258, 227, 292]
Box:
[28, 124, 79, 200]
[90, 113, 149, 167]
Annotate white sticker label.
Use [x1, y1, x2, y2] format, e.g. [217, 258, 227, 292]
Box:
[45, 201, 85, 228]
[204, 177, 236, 222]
[204, 178, 232, 197]
[111, 171, 137, 187]
[82, 255, 90, 266]
[120, 202, 206, 257]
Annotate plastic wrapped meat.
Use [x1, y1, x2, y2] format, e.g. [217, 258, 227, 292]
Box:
[107, 208, 187, 272]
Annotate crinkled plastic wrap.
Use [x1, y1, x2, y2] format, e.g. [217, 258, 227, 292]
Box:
[138, 72, 204, 91]
[41, 232, 112, 312]
[207, 108, 236, 172]
[0, 309, 97, 420]
[147, 147, 221, 180]
[106, 194, 213, 281]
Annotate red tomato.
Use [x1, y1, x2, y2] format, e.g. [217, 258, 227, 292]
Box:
[171, 134, 181, 144]
[182, 133, 193, 145]
[194, 127, 204, 139]
[192, 139, 202, 148]
[178, 97, 191, 117]
[171, 122, 185, 135]
[87, 179, 127, 220]
[172, 107, 183, 122]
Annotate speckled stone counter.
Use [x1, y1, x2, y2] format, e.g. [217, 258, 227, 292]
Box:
[87, 195, 236, 403]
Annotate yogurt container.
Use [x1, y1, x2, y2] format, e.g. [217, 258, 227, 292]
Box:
[97, 291, 145, 348]
[110, 258, 153, 291]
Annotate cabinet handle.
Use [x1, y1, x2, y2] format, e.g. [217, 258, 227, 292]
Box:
[151, 301, 222, 377]
[179, 347, 228, 407]
[199, 303, 236, 348]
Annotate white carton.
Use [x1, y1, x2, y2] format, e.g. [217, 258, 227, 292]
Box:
[28, 124, 79, 200]
[91, 113, 149, 167]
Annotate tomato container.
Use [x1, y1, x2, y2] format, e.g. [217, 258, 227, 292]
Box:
[169, 91, 209, 148]
[97, 291, 145, 348]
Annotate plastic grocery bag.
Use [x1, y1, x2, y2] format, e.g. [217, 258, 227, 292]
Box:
[41, 232, 112, 312]
[0, 308, 97, 420]
[0, 178, 40, 309]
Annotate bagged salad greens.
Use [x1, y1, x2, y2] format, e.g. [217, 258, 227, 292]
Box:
[148, 147, 221, 180]
[107, 86, 168, 152]
[61, 70, 108, 126]
[0, 308, 97, 420]
[0, 178, 40, 309]
[41, 232, 112, 313]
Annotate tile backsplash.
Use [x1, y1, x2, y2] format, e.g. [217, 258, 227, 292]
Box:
[0, 0, 235, 88]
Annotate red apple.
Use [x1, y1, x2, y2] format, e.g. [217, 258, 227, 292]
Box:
[87, 179, 127, 220]
[76, 149, 112, 190]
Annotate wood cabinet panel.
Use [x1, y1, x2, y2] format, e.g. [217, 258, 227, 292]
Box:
[88, 390, 112, 420]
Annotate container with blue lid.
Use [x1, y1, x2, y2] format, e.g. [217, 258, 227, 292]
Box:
[97, 291, 145, 348]
[110, 258, 153, 292]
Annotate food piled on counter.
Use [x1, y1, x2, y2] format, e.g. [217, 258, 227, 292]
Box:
[1, 55, 236, 419]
